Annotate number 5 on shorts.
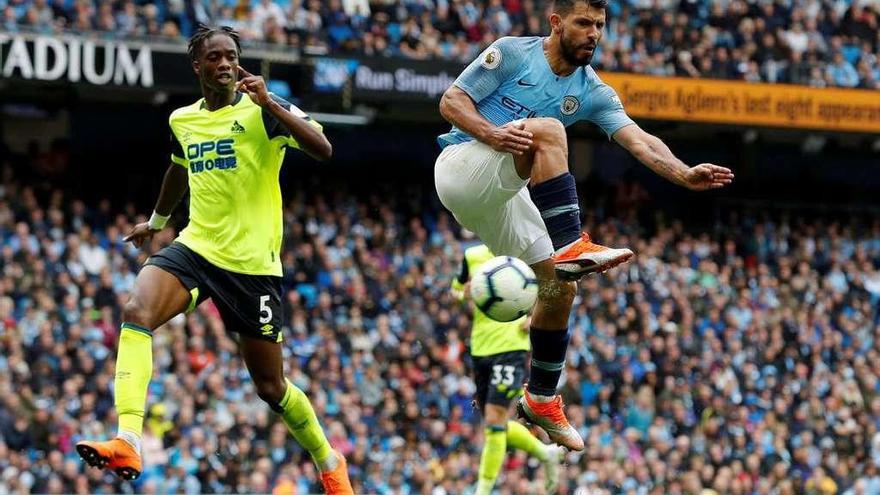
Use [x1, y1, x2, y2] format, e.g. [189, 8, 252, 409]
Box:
[259, 295, 272, 324]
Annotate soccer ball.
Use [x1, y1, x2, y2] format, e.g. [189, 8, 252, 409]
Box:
[470, 256, 538, 322]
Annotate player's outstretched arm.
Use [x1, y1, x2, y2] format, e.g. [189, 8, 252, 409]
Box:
[236, 67, 332, 161]
[613, 124, 735, 191]
[439, 86, 533, 155]
[124, 164, 188, 248]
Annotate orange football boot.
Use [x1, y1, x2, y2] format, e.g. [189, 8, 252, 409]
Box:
[76, 438, 142, 480]
[517, 391, 584, 451]
[553, 232, 634, 280]
[319, 450, 354, 494]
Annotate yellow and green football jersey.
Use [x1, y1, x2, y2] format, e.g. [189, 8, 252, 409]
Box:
[168, 93, 322, 276]
[452, 244, 531, 357]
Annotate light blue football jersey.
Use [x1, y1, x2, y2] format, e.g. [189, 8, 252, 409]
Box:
[437, 36, 635, 148]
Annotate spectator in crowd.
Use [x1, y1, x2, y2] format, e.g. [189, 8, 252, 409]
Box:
[826, 50, 861, 86]
[251, 0, 286, 38]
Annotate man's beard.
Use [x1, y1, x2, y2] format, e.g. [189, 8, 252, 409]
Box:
[560, 31, 596, 67]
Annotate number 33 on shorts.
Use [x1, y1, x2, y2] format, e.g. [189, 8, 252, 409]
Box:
[491, 365, 516, 387]
[487, 362, 523, 401]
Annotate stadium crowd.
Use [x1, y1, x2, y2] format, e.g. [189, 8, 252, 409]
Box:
[2, 0, 879, 89]
[2, 155, 880, 495]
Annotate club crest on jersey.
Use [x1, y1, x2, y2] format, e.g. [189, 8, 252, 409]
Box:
[561, 96, 580, 115]
[481, 47, 502, 69]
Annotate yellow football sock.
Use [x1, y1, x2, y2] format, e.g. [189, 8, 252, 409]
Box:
[115, 323, 153, 437]
[476, 425, 507, 495]
[506, 420, 548, 461]
[278, 379, 333, 466]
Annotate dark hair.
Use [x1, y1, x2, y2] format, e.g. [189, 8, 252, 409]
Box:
[553, 0, 608, 15]
[187, 23, 241, 61]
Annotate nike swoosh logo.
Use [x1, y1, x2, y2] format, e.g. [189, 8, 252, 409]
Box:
[517, 79, 536, 87]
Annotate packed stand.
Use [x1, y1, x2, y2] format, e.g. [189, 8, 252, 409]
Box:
[3, 0, 879, 89]
[2, 162, 880, 494]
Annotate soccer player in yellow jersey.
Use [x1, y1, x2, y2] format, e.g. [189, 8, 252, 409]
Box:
[75, 24, 354, 493]
[452, 244, 564, 495]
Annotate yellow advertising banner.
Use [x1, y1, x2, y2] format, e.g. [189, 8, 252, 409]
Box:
[600, 73, 880, 134]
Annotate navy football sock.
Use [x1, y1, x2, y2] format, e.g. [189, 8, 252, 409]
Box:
[527, 328, 570, 396]
[529, 173, 581, 251]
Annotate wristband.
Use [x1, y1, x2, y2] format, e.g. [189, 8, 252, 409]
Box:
[148, 211, 170, 231]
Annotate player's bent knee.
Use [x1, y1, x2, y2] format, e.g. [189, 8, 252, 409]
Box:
[525, 118, 566, 147]
[121, 298, 152, 329]
[537, 117, 566, 135]
[255, 379, 287, 407]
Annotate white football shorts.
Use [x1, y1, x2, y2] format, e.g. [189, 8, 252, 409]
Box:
[434, 139, 552, 265]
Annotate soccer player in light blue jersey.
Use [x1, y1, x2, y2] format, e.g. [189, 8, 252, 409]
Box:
[435, 0, 733, 453]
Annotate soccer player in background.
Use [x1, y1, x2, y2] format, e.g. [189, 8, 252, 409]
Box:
[452, 243, 563, 495]
[435, 0, 734, 451]
[75, 24, 354, 493]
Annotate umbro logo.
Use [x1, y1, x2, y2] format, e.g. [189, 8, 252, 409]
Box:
[517, 79, 537, 87]
[231, 120, 245, 133]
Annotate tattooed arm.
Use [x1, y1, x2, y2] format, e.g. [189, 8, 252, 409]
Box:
[612, 125, 734, 191]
